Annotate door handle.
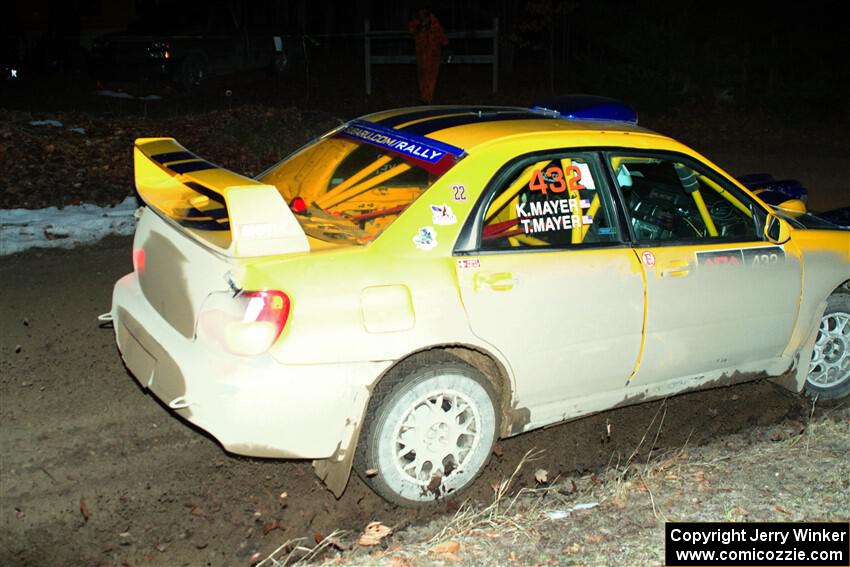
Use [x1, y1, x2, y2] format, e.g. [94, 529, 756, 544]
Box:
[660, 260, 690, 278]
[473, 272, 516, 292]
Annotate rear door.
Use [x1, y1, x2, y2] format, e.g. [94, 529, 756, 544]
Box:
[605, 151, 803, 385]
[454, 152, 645, 423]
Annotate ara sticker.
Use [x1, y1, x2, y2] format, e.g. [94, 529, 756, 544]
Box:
[697, 246, 785, 267]
[642, 251, 656, 266]
[413, 226, 437, 250]
[430, 203, 457, 225]
[696, 249, 744, 266]
[456, 258, 480, 270]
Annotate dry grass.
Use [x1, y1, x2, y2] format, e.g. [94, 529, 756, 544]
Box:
[305, 402, 848, 566]
[257, 529, 349, 566]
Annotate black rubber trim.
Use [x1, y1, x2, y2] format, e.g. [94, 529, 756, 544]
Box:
[401, 111, 548, 136]
[150, 151, 195, 164]
[374, 106, 515, 127]
[168, 160, 217, 174]
[184, 182, 226, 205]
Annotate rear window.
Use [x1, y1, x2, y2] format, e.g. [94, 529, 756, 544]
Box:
[259, 125, 461, 244]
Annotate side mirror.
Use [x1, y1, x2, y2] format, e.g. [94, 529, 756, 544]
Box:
[775, 198, 807, 217]
[765, 213, 792, 244]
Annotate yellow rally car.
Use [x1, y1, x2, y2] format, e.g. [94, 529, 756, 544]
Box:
[110, 96, 850, 506]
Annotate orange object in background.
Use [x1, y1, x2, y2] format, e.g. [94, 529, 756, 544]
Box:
[408, 9, 448, 104]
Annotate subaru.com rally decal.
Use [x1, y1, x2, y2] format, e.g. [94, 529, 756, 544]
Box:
[340, 120, 464, 165]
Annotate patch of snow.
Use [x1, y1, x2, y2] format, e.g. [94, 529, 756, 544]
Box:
[69, 127, 87, 135]
[96, 90, 163, 101]
[29, 120, 64, 128]
[543, 502, 599, 521]
[570, 502, 599, 511]
[0, 197, 140, 256]
[96, 90, 135, 99]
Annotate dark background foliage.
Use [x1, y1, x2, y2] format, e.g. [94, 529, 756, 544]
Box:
[3, 0, 848, 115]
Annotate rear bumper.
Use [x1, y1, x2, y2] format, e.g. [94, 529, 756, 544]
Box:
[111, 271, 389, 459]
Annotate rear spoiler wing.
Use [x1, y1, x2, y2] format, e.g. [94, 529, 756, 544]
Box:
[133, 138, 308, 257]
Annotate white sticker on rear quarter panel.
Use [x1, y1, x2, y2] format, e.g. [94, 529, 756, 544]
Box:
[430, 203, 457, 225]
[413, 226, 437, 250]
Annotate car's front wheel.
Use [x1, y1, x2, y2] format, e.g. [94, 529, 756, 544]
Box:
[355, 353, 499, 506]
[806, 293, 850, 399]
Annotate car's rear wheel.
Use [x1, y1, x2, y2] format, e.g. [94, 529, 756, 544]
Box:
[355, 353, 499, 506]
[806, 293, 850, 399]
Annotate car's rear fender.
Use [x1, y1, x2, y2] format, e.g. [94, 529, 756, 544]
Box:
[127, 207, 241, 339]
[242, 245, 486, 367]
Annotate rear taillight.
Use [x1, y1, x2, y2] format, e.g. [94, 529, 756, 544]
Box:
[224, 290, 291, 355]
[242, 290, 290, 335]
[133, 248, 145, 273]
[196, 289, 291, 356]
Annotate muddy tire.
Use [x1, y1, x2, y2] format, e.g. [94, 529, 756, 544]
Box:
[354, 352, 499, 506]
[805, 293, 850, 399]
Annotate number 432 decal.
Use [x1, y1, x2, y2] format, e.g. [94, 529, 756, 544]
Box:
[530, 165, 586, 195]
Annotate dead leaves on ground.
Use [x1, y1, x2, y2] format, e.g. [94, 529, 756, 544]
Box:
[262, 520, 284, 535]
[430, 541, 460, 554]
[357, 521, 393, 547]
[79, 497, 90, 523]
[430, 540, 462, 562]
[773, 504, 792, 516]
[1, 106, 339, 210]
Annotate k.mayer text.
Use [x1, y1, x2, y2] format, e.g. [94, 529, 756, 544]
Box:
[515, 198, 592, 234]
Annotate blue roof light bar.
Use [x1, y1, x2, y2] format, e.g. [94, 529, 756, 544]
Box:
[530, 95, 639, 124]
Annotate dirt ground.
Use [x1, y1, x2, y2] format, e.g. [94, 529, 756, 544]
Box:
[0, 237, 840, 567]
[1, 74, 849, 566]
[336, 404, 849, 567]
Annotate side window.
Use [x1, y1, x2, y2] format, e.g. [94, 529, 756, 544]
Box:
[608, 154, 760, 243]
[480, 154, 620, 250]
